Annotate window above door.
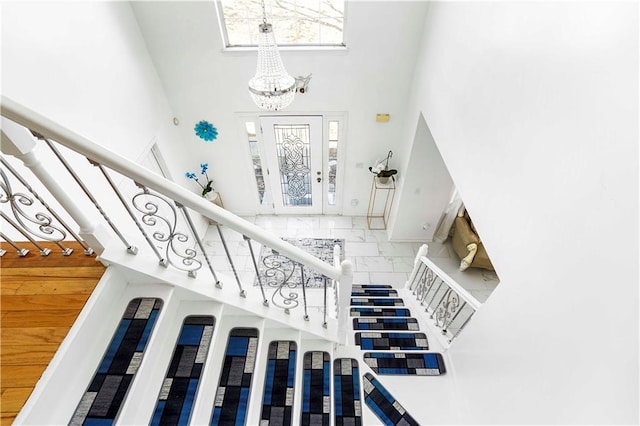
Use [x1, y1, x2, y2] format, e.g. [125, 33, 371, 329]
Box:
[215, 0, 346, 49]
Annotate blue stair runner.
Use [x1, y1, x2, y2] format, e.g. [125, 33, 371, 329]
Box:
[362, 373, 419, 426]
[334, 358, 362, 426]
[260, 341, 297, 426]
[353, 318, 419, 331]
[352, 284, 392, 289]
[350, 307, 411, 317]
[211, 328, 259, 425]
[351, 298, 404, 307]
[301, 351, 331, 426]
[355, 332, 429, 350]
[151, 315, 215, 425]
[351, 289, 398, 297]
[364, 353, 446, 376]
[70, 298, 163, 426]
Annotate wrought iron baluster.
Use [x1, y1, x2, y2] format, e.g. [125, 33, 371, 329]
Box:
[40, 138, 137, 255]
[425, 277, 445, 316]
[443, 299, 466, 335]
[245, 235, 268, 305]
[434, 289, 460, 334]
[409, 261, 426, 293]
[217, 224, 246, 297]
[0, 157, 93, 255]
[1, 211, 56, 256]
[0, 231, 29, 256]
[0, 168, 71, 255]
[178, 203, 221, 286]
[420, 268, 438, 306]
[261, 249, 298, 314]
[131, 186, 201, 277]
[323, 276, 328, 328]
[300, 262, 309, 321]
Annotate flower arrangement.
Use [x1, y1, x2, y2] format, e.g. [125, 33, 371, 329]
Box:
[185, 163, 214, 197]
[194, 120, 218, 141]
[369, 150, 398, 182]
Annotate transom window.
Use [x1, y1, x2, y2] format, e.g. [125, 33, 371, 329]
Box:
[217, 0, 345, 47]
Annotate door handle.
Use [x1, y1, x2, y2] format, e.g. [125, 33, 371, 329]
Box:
[317, 177, 322, 183]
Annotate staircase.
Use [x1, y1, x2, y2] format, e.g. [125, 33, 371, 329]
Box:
[14, 265, 453, 425]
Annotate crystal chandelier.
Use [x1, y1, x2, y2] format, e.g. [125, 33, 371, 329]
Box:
[248, 0, 296, 111]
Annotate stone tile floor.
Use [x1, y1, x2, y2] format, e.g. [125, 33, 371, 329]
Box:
[200, 215, 499, 303]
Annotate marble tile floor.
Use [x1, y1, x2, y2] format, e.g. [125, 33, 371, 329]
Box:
[198, 215, 499, 303]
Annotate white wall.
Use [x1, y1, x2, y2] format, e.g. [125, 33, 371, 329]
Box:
[130, 1, 428, 218]
[1, 2, 210, 244]
[404, 2, 638, 423]
[2, 2, 179, 164]
[390, 112, 454, 241]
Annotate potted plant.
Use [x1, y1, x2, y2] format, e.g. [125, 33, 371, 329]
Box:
[185, 163, 215, 198]
[369, 150, 398, 184]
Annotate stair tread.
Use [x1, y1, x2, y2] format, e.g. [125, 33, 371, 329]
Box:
[333, 358, 362, 426]
[353, 317, 420, 331]
[355, 332, 429, 350]
[350, 298, 404, 307]
[363, 352, 446, 376]
[260, 341, 297, 425]
[301, 351, 331, 426]
[363, 373, 419, 425]
[350, 307, 411, 317]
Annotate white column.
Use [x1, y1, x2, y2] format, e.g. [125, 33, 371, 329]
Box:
[1, 117, 110, 254]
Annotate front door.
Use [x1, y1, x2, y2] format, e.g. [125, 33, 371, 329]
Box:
[260, 116, 323, 214]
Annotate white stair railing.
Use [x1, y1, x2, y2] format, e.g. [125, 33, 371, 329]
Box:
[0, 95, 353, 343]
[406, 244, 481, 345]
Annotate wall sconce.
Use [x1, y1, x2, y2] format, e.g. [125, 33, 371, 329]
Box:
[295, 74, 312, 94]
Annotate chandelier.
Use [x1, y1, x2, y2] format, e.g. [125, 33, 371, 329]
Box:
[248, 0, 296, 111]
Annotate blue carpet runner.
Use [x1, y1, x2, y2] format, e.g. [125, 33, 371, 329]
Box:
[211, 328, 259, 425]
[151, 316, 215, 425]
[351, 289, 398, 297]
[350, 307, 411, 317]
[301, 351, 331, 426]
[352, 284, 392, 289]
[364, 353, 446, 376]
[350, 298, 404, 307]
[333, 358, 361, 426]
[70, 298, 163, 426]
[362, 373, 419, 426]
[355, 332, 429, 350]
[260, 341, 297, 426]
[353, 318, 419, 331]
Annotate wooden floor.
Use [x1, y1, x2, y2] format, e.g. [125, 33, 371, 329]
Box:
[0, 242, 106, 426]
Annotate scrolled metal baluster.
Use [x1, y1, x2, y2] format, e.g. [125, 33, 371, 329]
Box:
[426, 277, 445, 317]
[245, 235, 268, 305]
[217, 224, 245, 297]
[1, 212, 52, 255]
[178, 203, 221, 287]
[0, 168, 71, 254]
[434, 289, 460, 335]
[261, 250, 298, 313]
[419, 268, 437, 305]
[131, 187, 201, 277]
[0, 157, 93, 255]
[0, 231, 29, 256]
[444, 299, 466, 336]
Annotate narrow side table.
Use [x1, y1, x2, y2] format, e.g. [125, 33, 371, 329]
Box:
[367, 177, 395, 230]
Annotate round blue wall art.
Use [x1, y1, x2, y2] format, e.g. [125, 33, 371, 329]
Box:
[194, 120, 218, 141]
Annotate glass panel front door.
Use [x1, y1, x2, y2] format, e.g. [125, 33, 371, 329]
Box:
[261, 116, 323, 214]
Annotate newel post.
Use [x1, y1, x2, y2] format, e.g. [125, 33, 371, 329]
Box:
[406, 243, 429, 289]
[337, 259, 354, 345]
[1, 117, 110, 254]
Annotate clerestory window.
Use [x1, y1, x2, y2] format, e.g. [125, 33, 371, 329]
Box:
[216, 0, 346, 48]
